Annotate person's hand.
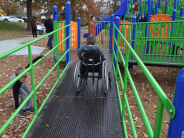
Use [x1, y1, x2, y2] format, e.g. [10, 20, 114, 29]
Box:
[42, 56, 45, 59]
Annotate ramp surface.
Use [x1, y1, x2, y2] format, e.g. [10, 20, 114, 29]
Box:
[26, 49, 124, 138]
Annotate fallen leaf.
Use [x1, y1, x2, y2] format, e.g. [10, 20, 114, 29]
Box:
[66, 116, 69, 119]
[136, 125, 142, 128]
[2, 135, 9, 138]
[26, 114, 34, 119]
[142, 132, 148, 138]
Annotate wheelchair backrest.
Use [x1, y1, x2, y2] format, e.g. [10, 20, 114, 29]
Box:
[82, 50, 101, 64]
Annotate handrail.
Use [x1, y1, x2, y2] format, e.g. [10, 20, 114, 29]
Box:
[0, 32, 71, 95]
[112, 23, 175, 137]
[114, 24, 175, 118]
[0, 23, 71, 136]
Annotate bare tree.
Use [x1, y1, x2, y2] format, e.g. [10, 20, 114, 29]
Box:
[26, 0, 32, 31]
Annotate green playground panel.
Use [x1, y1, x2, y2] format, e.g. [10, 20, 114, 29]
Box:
[112, 24, 175, 138]
[54, 21, 66, 62]
[0, 23, 71, 137]
[119, 20, 184, 66]
[90, 21, 110, 49]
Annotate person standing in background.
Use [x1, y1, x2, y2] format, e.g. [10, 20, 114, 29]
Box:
[88, 16, 96, 36]
[44, 15, 53, 50]
[30, 16, 37, 37]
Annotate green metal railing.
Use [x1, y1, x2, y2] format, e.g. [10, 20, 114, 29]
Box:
[112, 24, 175, 137]
[54, 21, 66, 61]
[90, 21, 110, 49]
[119, 20, 184, 66]
[0, 23, 71, 137]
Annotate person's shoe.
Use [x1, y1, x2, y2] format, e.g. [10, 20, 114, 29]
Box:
[18, 110, 25, 117]
[46, 45, 49, 48]
[26, 107, 35, 113]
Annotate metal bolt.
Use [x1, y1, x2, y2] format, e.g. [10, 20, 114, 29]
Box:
[169, 109, 173, 114]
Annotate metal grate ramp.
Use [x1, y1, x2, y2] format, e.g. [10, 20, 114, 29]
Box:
[26, 50, 124, 138]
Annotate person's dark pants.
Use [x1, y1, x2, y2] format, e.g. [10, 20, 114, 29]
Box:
[32, 28, 37, 37]
[47, 33, 53, 49]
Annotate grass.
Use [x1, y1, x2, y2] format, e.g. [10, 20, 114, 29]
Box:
[81, 25, 88, 30]
[0, 22, 31, 41]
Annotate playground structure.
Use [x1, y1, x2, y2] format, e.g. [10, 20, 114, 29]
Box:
[0, 0, 184, 138]
[124, 0, 184, 19]
[89, 0, 184, 30]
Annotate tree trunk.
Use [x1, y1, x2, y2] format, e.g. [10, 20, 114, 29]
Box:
[72, 11, 76, 21]
[26, 0, 32, 31]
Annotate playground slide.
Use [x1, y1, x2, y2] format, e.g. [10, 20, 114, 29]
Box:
[94, 0, 127, 36]
[84, 0, 128, 37]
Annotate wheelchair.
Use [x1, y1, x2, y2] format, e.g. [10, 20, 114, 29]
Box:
[74, 50, 110, 96]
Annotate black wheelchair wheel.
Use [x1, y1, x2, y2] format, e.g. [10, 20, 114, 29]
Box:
[102, 61, 109, 96]
[108, 72, 111, 84]
[74, 61, 82, 94]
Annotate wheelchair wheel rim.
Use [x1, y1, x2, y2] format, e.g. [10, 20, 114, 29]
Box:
[74, 62, 79, 83]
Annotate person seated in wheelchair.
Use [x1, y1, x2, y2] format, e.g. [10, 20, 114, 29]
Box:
[75, 35, 110, 94]
[77, 35, 106, 65]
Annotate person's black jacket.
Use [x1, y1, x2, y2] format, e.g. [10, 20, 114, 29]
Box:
[59, 8, 65, 19]
[77, 45, 106, 61]
[13, 80, 22, 109]
[44, 18, 53, 33]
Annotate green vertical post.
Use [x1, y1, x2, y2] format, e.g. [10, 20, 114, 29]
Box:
[153, 100, 164, 138]
[116, 32, 120, 79]
[54, 22, 59, 79]
[54, 22, 60, 79]
[124, 48, 129, 96]
[28, 45, 38, 115]
[69, 25, 71, 62]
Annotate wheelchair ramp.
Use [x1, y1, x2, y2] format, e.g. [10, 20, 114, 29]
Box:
[26, 50, 124, 138]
